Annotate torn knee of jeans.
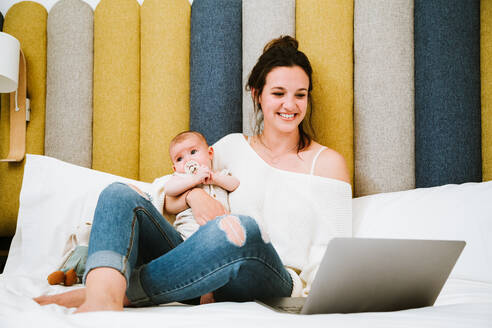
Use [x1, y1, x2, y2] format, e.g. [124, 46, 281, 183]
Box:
[219, 215, 246, 247]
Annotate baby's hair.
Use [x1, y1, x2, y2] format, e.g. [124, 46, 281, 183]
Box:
[169, 130, 208, 151]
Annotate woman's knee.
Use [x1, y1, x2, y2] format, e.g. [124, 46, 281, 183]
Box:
[216, 215, 270, 247]
[99, 182, 134, 200]
[100, 182, 129, 197]
[98, 182, 143, 207]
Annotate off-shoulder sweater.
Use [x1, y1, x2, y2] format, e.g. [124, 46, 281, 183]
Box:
[212, 134, 352, 297]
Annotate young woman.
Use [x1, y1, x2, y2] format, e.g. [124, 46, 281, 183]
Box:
[35, 36, 352, 313]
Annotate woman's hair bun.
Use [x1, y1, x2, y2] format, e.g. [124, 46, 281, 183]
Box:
[263, 35, 298, 53]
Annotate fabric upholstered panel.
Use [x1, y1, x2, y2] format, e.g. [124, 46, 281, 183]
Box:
[45, 0, 93, 168]
[296, 0, 354, 186]
[353, 0, 415, 197]
[0, 3, 47, 236]
[190, 0, 242, 145]
[92, 0, 140, 179]
[140, 0, 190, 182]
[482, 0, 492, 182]
[0, 12, 2, 111]
[414, 0, 482, 188]
[242, 0, 295, 136]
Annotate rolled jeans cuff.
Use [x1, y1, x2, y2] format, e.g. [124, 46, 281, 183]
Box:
[126, 266, 154, 307]
[82, 250, 131, 287]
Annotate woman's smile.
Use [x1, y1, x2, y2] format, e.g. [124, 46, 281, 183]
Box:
[278, 112, 297, 120]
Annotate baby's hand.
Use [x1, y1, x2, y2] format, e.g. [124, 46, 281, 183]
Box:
[195, 165, 211, 183]
[203, 171, 217, 185]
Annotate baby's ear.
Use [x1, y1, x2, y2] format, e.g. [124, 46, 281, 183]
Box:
[172, 164, 176, 172]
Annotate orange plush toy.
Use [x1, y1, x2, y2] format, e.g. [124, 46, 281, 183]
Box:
[47, 222, 92, 286]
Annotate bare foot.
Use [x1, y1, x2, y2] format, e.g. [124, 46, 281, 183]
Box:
[34, 287, 131, 312]
[75, 296, 123, 313]
[74, 268, 127, 313]
[34, 288, 86, 308]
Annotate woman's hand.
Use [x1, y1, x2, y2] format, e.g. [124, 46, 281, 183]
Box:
[186, 188, 227, 225]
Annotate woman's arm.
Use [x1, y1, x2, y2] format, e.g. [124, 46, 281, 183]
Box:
[164, 188, 227, 225]
[164, 191, 190, 214]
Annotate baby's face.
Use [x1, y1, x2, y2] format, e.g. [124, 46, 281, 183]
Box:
[170, 135, 213, 173]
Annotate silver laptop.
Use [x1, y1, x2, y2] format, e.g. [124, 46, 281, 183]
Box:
[256, 237, 465, 315]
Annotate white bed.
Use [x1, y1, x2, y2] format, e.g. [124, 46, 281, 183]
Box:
[0, 155, 491, 327]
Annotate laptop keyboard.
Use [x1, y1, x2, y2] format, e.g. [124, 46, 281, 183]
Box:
[273, 304, 303, 314]
[257, 297, 307, 314]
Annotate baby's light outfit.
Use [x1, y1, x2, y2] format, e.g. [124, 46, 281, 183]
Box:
[149, 170, 231, 239]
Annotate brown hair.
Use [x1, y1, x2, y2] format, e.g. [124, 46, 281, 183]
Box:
[246, 35, 315, 152]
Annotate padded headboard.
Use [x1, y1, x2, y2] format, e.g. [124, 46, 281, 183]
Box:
[0, 0, 490, 237]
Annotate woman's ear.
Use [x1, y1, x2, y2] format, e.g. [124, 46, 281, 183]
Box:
[251, 88, 261, 109]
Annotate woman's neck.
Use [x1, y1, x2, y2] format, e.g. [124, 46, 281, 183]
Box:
[260, 129, 299, 152]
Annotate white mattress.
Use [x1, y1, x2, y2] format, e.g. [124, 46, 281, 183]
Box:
[0, 275, 491, 327]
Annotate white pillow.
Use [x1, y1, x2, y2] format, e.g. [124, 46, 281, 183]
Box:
[4, 154, 151, 280]
[353, 181, 492, 283]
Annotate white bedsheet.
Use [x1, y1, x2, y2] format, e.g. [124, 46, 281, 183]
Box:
[1, 155, 491, 327]
[0, 276, 491, 327]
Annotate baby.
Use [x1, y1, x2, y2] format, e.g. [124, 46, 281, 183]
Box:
[166, 130, 240, 239]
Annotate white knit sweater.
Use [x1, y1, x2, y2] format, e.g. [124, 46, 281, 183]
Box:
[212, 134, 353, 297]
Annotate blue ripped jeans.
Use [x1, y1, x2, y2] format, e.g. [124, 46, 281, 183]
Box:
[83, 182, 292, 306]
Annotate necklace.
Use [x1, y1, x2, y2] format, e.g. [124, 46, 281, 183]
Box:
[255, 135, 298, 164]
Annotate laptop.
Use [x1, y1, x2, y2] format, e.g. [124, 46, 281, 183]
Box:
[256, 237, 465, 315]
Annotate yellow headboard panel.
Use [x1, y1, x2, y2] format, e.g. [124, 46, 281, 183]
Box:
[140, 0, 190, 181]
[92, 0, 140, 179]
[296, 0, 355, 184]
[0, 2, 47, 236]
[482, 0, 492, 181]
